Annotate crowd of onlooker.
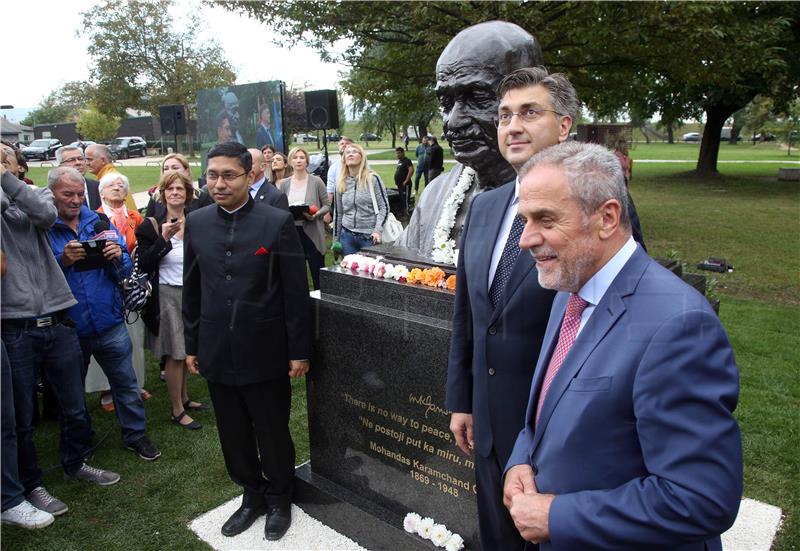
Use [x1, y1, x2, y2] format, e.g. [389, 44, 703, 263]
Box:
[0, 135, 400, 529]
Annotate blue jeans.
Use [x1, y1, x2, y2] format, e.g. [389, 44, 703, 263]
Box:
[414, 166, 429, 192]
[2, 319, 91, 487]
[79, 323, 145, 445]
[1, 341, 24, 511]
[340, 227, 374, 256]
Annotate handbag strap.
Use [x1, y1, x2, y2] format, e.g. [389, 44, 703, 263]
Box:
[367, 175, 380, 215]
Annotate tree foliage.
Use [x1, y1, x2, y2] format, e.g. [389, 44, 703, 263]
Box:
[769, 97, 800, 155]
[220, 0, 798, 175]
[76, 104, 120, 142]
[80, 0, 236, 118]
[21, 81, 94, 126]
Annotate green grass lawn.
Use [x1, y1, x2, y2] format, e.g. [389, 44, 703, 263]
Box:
[7, 159, 799, 550]
[630, 141, 796, 161]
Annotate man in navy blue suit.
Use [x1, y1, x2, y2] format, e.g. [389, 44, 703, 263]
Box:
[504, 141, 742, 549]
[446, 66, 578, 549]
[255, 105, 276, 150]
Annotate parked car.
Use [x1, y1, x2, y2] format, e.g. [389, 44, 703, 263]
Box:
[293, 133, 317, 144]
[682, 132, 701, 142]
[109, 136, 146, 159]
[359, 132, 382, 142]
[754, 132, 777, 142]
[324, 132, 341, 144]
[22, 139, 63, 161]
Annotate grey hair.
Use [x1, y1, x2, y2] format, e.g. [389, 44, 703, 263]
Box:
[55, 145, 82, 165]
[47, 166, 84, 190]
[520, 141, 630, 230]
[497, 67, 580, 122]
[87, 143, 113, 163]
[98, 172, 130, 196]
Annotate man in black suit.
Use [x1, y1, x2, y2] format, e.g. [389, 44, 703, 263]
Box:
[255, 105, 276, 150]
[247, 148, 288, 208]
[55, 145, 101, 209]
[183, 142, 311, 541]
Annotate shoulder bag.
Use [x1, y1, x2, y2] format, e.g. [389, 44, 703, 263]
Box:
[368, 175, 403, 244]
[120, 217, 157, 322]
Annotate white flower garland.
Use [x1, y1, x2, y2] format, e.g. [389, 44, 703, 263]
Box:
[431, 166, 476, 265]
[403, 512, 465, 550]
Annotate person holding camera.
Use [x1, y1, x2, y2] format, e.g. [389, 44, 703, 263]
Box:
[2, 148, 120, 525]
[47, 167, 161, 462]
[135, 171, 208, 431]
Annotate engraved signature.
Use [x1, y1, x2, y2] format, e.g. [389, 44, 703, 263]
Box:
[408, 393, 450, 419]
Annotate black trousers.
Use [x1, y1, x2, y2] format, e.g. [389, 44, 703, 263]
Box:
[296, 227, 324, 291]
[475, 447, 527, 551]
[207, 378, 295, 508]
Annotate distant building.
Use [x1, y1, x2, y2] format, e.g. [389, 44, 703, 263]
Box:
[33, 122, 80, 144]
[1, 118, 35, 144]
[33, 116, 196, 143]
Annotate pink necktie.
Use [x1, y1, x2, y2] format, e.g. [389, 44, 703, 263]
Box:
[536, 293, 589, 424]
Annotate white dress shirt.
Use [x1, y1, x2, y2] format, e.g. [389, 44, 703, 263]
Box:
[576, 236, 637, 335]
[487, 178, 521, 289]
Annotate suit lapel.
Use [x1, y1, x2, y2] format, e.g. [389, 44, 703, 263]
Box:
[471, 183, 513, 306]
[489, 247, 534, 326]
[488, 183, 532, 325]
[530, 246, 649, 454]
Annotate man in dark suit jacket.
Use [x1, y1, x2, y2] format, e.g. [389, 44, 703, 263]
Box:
[446, 67, 579, 550]
[255, 105, 276, 150]
[183, 142, 311, 541]
[247, 148, 288, 208]
[55, 145, 101, 209]
[504, 141, 741, 550]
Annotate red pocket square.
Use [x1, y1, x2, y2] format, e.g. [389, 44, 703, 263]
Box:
[254, 247, 269, 256]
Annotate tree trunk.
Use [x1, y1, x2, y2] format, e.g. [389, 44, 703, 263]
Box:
[695, 104, 737, 176]
[667, 124, 674, 144]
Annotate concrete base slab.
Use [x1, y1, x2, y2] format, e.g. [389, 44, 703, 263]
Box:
[189, 494, 366, 551]
[722, 497, 783, 551]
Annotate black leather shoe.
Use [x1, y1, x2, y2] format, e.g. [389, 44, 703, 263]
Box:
[264, 505, 291, 541]
[221, 504, 267, 537]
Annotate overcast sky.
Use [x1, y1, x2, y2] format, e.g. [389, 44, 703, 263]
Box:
[2, 1, 347, 114]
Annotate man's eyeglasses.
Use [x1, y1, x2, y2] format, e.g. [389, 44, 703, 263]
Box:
[206, 171, 246, 183]
[494, 108, 563, 127]
[60, 156, 85, 165]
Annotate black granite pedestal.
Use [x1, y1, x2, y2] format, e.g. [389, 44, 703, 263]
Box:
[296, 265, 480, 550]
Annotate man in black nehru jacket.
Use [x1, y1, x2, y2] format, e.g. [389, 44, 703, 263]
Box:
[183, 142, 312, 541]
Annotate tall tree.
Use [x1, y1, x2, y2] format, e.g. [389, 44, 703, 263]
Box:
[220, 0, 798, 176]
[80, 0, 236, 119]
[21, 81, 94, 126]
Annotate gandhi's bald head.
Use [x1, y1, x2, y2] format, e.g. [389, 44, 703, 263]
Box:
[435, 21, 542, 185]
